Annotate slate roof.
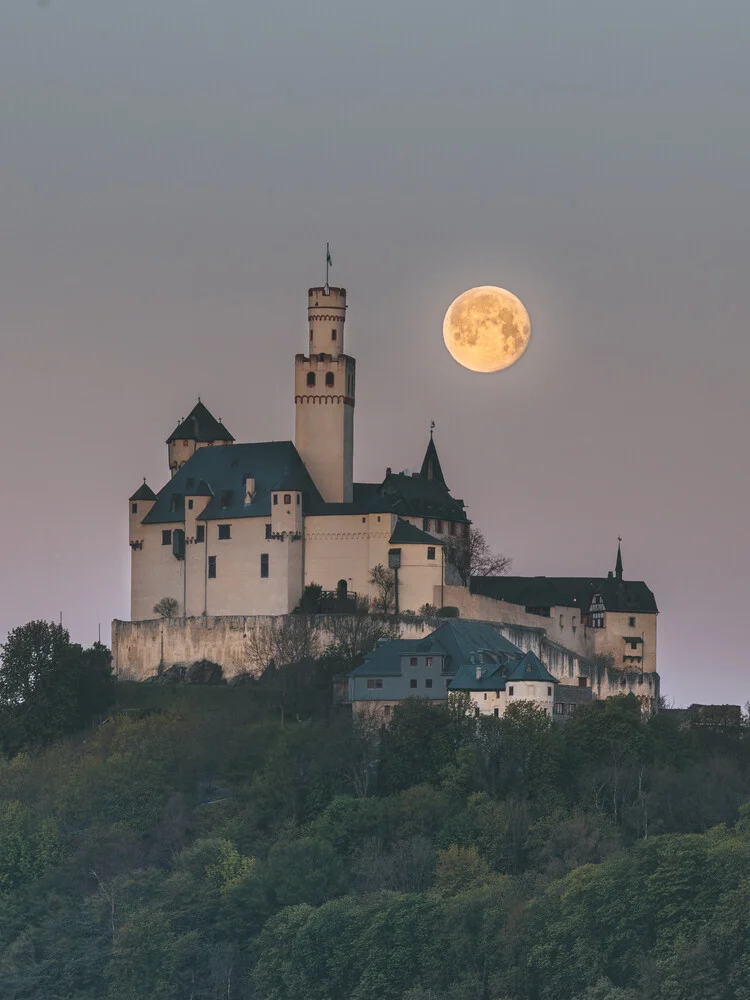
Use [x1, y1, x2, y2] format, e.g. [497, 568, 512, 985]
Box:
[420, 436, 447, 488]
[350, 621, 532, 686]
[167, 402, 234, 444]
[141, 442, 322, 524]
[470, 575, 658, 615]
[129, 482, 157, 502]
[389, 519, 442, 546]
[308, 470, 468, 523]
[449, 649, 557, 693]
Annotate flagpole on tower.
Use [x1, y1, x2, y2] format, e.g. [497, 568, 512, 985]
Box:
[325, 242, 332, 291]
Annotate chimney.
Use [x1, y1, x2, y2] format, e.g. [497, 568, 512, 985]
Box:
[385, 467, 392, 476]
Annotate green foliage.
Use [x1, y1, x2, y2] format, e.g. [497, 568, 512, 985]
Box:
[0, 621, 114, 755]
[0, 676, 749, 998]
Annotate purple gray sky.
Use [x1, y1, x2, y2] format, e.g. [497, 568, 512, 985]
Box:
[1, 1, 748, 706]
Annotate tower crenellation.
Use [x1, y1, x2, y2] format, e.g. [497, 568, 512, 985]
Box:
[296, 285, 355, 502]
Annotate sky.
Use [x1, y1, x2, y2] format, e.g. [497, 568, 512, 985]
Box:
[1, 0, 749, 706]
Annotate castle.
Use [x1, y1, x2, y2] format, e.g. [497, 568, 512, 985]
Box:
[118, 279, 659, 705]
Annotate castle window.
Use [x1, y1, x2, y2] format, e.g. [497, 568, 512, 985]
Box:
[196, 525, 205, 543]
[410, 679, 417, 689]
[449, 522, 456, 535]
[463, 523, 470, 537]
[297, 495, 300, 505]
[182, 440, 188, 448]
[425, 678, 433, 688]
[307, 372, 316, 387]
[331, 329, 337, 341]
[220, 490, 232, 509]
[508, 686, 514, 696]
[578, 677, 587, 687]
[208, 556, 216, 578]
[425, 656, 433, 666]
[188, 499, 194, 510]
[629, 616, 636, 627]
[218, 524, 231, 540]
[283, 494, 292, 505]
[559, 615, 564, 628]
[319, 353, 326, 361]
[494, 708, 499, 717]
[427, 547, 436, 560]
[367, 678, 383, 690]
[629, 640, 638, 650]
[131, 503, 137, 514]
[325, 372, 334, 387]
[435, 520, 443, 533]
[273, 494, 278, 505]
[265, 523, 272, 539]
[423, 518, 431, 531]
[548, 687, 552, 696]
[170, 495, 180, 512]
[162, 530, 172, 546]
[260, 553, 269, 578]
[410, 657, 418, 666]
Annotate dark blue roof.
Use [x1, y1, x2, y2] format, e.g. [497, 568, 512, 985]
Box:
[389, 519, 441, 546]
[129, 482, 157, 502]
[167, 401, 234, 444]
[142, 442, 322, 524]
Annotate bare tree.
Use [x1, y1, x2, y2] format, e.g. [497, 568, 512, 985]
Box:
[369, 564, 396, 614]
[325, 597, 400, 668]
[153, 596, 179, 619]
[244, 615, 323, 671]
[443, 527, 512, 586]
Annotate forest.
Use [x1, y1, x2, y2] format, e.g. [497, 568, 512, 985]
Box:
[1, 623, 750, 999]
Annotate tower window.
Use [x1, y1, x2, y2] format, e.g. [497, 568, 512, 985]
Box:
[449, 522, 456, 536]
[297, 495, 300, 505]
[427, 547, 436, 560]
[325, 372, 334, 387]
[196, 525, 205, 543]
[283, 494, 292, 505]
[188, 498, 194, 510]
[162, 530, 172, 546]
[435, 520, 443, 533]
[265, 523, 272, 539]
[319, 353, 326, 362]
[260, 553, 269, 578]
[629, 616, 636, 627]
[208, 556, 216, 578]
[331, 329, 337, 340]
[218, 524, 231, 540]
[273, 495, 278, 505]
[548, 687, 552, 696]
[508, 686, 514, 696]
[131, 503, 137, 514]
[423, 518, 431, 531]
[307, 372, 316, 387]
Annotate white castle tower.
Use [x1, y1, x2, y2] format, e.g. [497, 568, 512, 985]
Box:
[294, 285, 355, 502]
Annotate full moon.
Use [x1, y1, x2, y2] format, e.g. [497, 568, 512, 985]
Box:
[443, 285, 531, 373]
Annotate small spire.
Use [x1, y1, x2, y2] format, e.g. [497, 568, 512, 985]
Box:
[615, 537, 623, 582]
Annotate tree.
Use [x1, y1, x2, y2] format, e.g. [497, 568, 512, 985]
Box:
[443, 527, 511, 586]
[324, 597, 400, 671]
[244, 615, 323, 671]
[0, 621, 115, 754]
[152, 597, 178, 619]
[368, 564, 396, 614]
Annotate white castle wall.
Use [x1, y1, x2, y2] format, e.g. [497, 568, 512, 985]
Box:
[110, 614, 657, 706]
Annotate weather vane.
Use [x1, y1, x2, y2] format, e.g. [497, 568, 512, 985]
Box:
[430, 420, 435, 438]
[325, 242, 332, 290]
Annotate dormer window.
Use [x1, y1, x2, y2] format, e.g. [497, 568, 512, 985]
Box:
[220, 490, 231, 509]
[283, 494, 292, 505]
[169, 495, 180, 512]
[307, 372, 316, 387]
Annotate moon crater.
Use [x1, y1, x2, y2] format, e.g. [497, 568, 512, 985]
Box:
[443, 286, 531, 373]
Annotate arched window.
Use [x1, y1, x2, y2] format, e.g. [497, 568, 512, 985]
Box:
[306, 372, 316, 387]
[283, 494, 291, 505]
[325, 372, 334, 387]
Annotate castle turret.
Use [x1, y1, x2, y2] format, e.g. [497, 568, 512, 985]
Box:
[167, 401, 234, 478]
[295, 286, 355, 503]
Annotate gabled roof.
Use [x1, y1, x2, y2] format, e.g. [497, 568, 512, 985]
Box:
[129, 481, 157, 502]
[167, 401, 234, 444]
[471, 575, 658, 615]
[307, 472, 468, 523]
[506, 650, 558, 683]
[389, 519, 442, 546]
[141, 441, 322, 524]
[420, 436, 447, 488]
[350, 640, 419, 677]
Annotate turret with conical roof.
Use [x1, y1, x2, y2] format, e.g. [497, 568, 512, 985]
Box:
[420, 430, 447, 488]
[166, 400, 234, 478]
[615, 538, 623, 582]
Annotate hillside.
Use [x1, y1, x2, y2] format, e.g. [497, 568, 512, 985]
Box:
[1, 683, 749, 999]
